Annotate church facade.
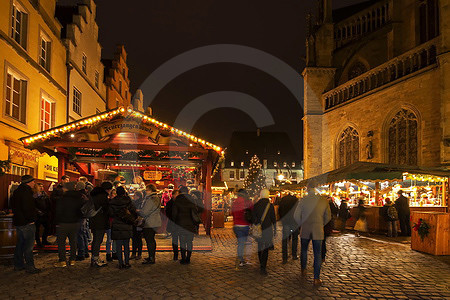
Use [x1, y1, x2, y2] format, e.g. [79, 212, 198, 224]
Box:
[303, 0, 450, 178]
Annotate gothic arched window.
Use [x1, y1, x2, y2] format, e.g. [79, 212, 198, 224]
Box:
[348, 61, 368, 80]
[338, 127, 359, 168]
[388, 109, 418, 165]
[419, 0, 439, 43]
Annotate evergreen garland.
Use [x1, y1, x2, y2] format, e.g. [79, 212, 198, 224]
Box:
[243, 155, 267, 199]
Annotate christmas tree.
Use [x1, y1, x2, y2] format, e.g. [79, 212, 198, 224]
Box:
[244, 155, 267, 199]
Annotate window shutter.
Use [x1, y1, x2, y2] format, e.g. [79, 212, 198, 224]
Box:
[46, 41, 51, 71]
[20, 80, 27, 123]
[21, 13, 27, 49]
[51, 102, 55, 127]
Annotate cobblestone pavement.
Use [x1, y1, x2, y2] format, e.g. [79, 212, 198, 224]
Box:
[1, 224, 449, 299]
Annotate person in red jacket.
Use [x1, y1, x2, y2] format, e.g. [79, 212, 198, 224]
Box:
[231, 189, 253, 267]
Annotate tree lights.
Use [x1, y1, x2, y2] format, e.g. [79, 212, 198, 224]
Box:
[244, 155, 267, 199]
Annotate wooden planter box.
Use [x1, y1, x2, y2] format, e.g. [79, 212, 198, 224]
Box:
[411, 212, 450, 255]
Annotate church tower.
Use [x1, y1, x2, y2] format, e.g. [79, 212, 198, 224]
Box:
[302, 0, 335, 178]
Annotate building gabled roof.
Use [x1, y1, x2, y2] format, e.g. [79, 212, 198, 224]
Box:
[333, 0, 379, 23]
[226, 131, 300, 168]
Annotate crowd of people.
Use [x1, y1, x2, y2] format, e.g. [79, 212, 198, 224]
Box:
[10, 173, 411, 286]
[230, 184, 411, 286]
[10, 174, 203, 273]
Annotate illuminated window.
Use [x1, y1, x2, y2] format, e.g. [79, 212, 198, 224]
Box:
[240, 170, 245, 180]
[40, 97, 53, 131]
[240, 162, 244, 167]
[230, 161, 234, 167]
[292, 162, 296, 167]
[229, 171, 235, 180]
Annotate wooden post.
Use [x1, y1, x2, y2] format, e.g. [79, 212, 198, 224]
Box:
[204, 152, 213, 235]
[375, 181, 380, 206]
[57, 152, 66, 180]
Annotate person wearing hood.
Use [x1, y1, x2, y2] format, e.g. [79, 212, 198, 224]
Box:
[109, 186, 137, 269]
[54, 181, 84, 267]
[252, 189, 277, 275]
[89, 181, 113, 267]
[231, 189, 253, 267]
[140, 184, 161, 265]
[172, 186, 198, 265]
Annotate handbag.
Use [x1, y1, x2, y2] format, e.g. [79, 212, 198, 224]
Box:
[250, 203, 270, 240]
[354, 218, 368, 232]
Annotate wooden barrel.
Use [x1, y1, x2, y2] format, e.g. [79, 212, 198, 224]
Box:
[0, 215, 17, 259]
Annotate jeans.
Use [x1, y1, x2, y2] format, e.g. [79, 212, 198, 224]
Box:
[301, 238, 323, 279]
[171, 231, 179, 259]
[91, 229, 105, 258]
[179, 232, 194, 261]
[282, 224, 299, 260]
[35, 218, 49, 245]
[143, 228, 157, 260]
[77, 219, 89, 257]
[14, 223, 36, 269]
[56, 222, 80, 262]
[233, 226, 250, 262]
[387, 220, 398, 237]
[399, 214, 411, 236]
[257, 241, 270, 270]
[132, 227, 143, 256]
[115, 239, 130, 265]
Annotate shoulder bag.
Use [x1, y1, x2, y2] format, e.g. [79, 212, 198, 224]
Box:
[250, 203, 270, 240]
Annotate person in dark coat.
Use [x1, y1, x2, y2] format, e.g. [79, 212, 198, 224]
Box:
[33, 182, 51, 247]
[252, 189, 277, 275]
[109, 186, 137, 269]
[382, 198, 398, 237]
[172, 186, 198, 264]
[395, 190, 411, 236]
[89, 181, 113, 267]
[337, 198, 350, 232]
[165, 189, 180, 260]
[278, 194, 299, 264]
[54, 181, 84, 267]
[11, 175, 40, 273]
[49, 175, 69, 235]
[75, 182, 90, 261]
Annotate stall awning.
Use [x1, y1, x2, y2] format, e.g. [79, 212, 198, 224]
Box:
[285, 162, 450, 189]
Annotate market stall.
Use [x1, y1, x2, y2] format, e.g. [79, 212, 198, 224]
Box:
[281, 162, 449, 232]
[20, 106, 223, 235]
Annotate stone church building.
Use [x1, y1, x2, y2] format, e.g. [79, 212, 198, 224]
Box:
[303, 0, 450, 179]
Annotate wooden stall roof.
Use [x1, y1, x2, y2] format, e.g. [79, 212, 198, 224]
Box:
[282, 162, 450, 190]
[20, 106, 223, 162]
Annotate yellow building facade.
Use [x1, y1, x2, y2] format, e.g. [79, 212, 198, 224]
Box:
[0, 0, 66, 180]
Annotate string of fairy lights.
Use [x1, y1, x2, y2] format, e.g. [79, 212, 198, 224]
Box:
[22, 106, 223, 154]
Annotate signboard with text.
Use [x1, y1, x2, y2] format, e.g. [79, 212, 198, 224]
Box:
[97, 120, 159, 142]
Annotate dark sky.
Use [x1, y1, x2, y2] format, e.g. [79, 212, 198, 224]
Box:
[94, 0, 366, 158]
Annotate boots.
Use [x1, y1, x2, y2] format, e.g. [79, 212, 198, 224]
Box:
[106, 254, 113, 262]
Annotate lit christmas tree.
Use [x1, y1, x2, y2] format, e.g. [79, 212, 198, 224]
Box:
[244, 155, 267, 199]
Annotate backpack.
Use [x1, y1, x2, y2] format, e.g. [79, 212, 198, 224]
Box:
[81, 199, 102, 218]
[387, 205, 398, 220]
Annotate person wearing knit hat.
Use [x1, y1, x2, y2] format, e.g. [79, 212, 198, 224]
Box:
[252, 188, 276, 275]
[10, 174, 40, 273]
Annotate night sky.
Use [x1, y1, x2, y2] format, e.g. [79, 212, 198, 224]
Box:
[94, 0, 366, 157]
